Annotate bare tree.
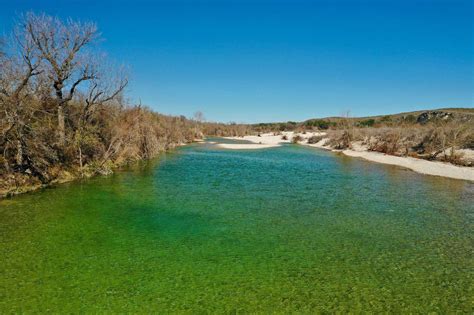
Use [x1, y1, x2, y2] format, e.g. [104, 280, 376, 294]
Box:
[0, 27, 43, 173]
[21, 12, 99, 145]
[193, 111, 205, 123]
[191, 111, 206, 139]
[74, 61, 128, 175]
[81, 62, 128, 124]
[338, 109, 353, 148]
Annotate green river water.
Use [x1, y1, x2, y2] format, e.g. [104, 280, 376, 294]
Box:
[1, 140, 473, 313]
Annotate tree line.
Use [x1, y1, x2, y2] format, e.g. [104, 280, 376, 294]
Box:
[0, 13, 249, 195]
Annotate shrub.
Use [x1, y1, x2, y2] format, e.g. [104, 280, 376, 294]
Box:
[307, 135, 324, 144]
[292, 135, 303, 143]
[403, 114, 417, 124]
[305, 119, 334, 130]
[358, 119, 375, 127]
[326, 129, 363, 149]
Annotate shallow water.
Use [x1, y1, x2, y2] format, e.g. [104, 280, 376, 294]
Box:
[1, 140, 473, 312]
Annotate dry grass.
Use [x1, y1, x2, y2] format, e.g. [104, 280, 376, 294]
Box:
[325, 121, 474, 166]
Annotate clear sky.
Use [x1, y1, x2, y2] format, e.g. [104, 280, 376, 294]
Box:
[1, 0, 472, 123]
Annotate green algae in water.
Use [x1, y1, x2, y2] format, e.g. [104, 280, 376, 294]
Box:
[1, 142, 473, 312]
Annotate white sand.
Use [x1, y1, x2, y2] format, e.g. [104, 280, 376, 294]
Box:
[342, 150, 474, 181]
[216, 143, 281, 150]
[221, 131, 326, 149]
[217, 132, 474, 181]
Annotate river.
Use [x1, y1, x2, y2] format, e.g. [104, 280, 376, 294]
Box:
[1, 139, 472, 312]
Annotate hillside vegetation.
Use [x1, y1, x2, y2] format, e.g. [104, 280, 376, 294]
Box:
[252, 108, 474, 132]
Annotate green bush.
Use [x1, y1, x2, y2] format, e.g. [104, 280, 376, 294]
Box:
[304, 119, 334, 130]
[358, 119, 375, 127]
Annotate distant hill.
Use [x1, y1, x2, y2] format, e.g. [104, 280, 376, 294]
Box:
[251, 108, 474, 131]
[305, 108, 474, 123]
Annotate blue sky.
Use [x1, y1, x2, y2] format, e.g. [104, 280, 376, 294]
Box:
[1, 0, 472, 123]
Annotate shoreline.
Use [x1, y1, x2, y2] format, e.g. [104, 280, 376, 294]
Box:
[216, 143, 281, 149]
[0, 140, 199, 199]
[3, 134, 473, 199]
[340, 150, 474, 181]
[221, 132, 474, 182]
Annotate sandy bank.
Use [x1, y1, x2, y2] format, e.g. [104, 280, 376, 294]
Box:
[216, 143, 281, 149]
[341, 150, 474, 181]
[223, 132, 326, 148]
[218, 132, 474, 181]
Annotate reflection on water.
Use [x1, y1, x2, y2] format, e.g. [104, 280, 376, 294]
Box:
[1, 139, 472, 313]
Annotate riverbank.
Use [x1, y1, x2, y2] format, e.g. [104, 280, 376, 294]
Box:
[0, 140, 196, 199]
[222, 132, 474, 181]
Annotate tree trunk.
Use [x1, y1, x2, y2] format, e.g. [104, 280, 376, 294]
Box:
[3, 148, 11, 173]
[78, 146, 83, 178]
[15, 140, 23, 166]
[58, 104, 65, 146]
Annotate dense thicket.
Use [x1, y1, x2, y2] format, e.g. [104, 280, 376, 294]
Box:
[325, 121, 474, 164]
[0, 13, 246, 195]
